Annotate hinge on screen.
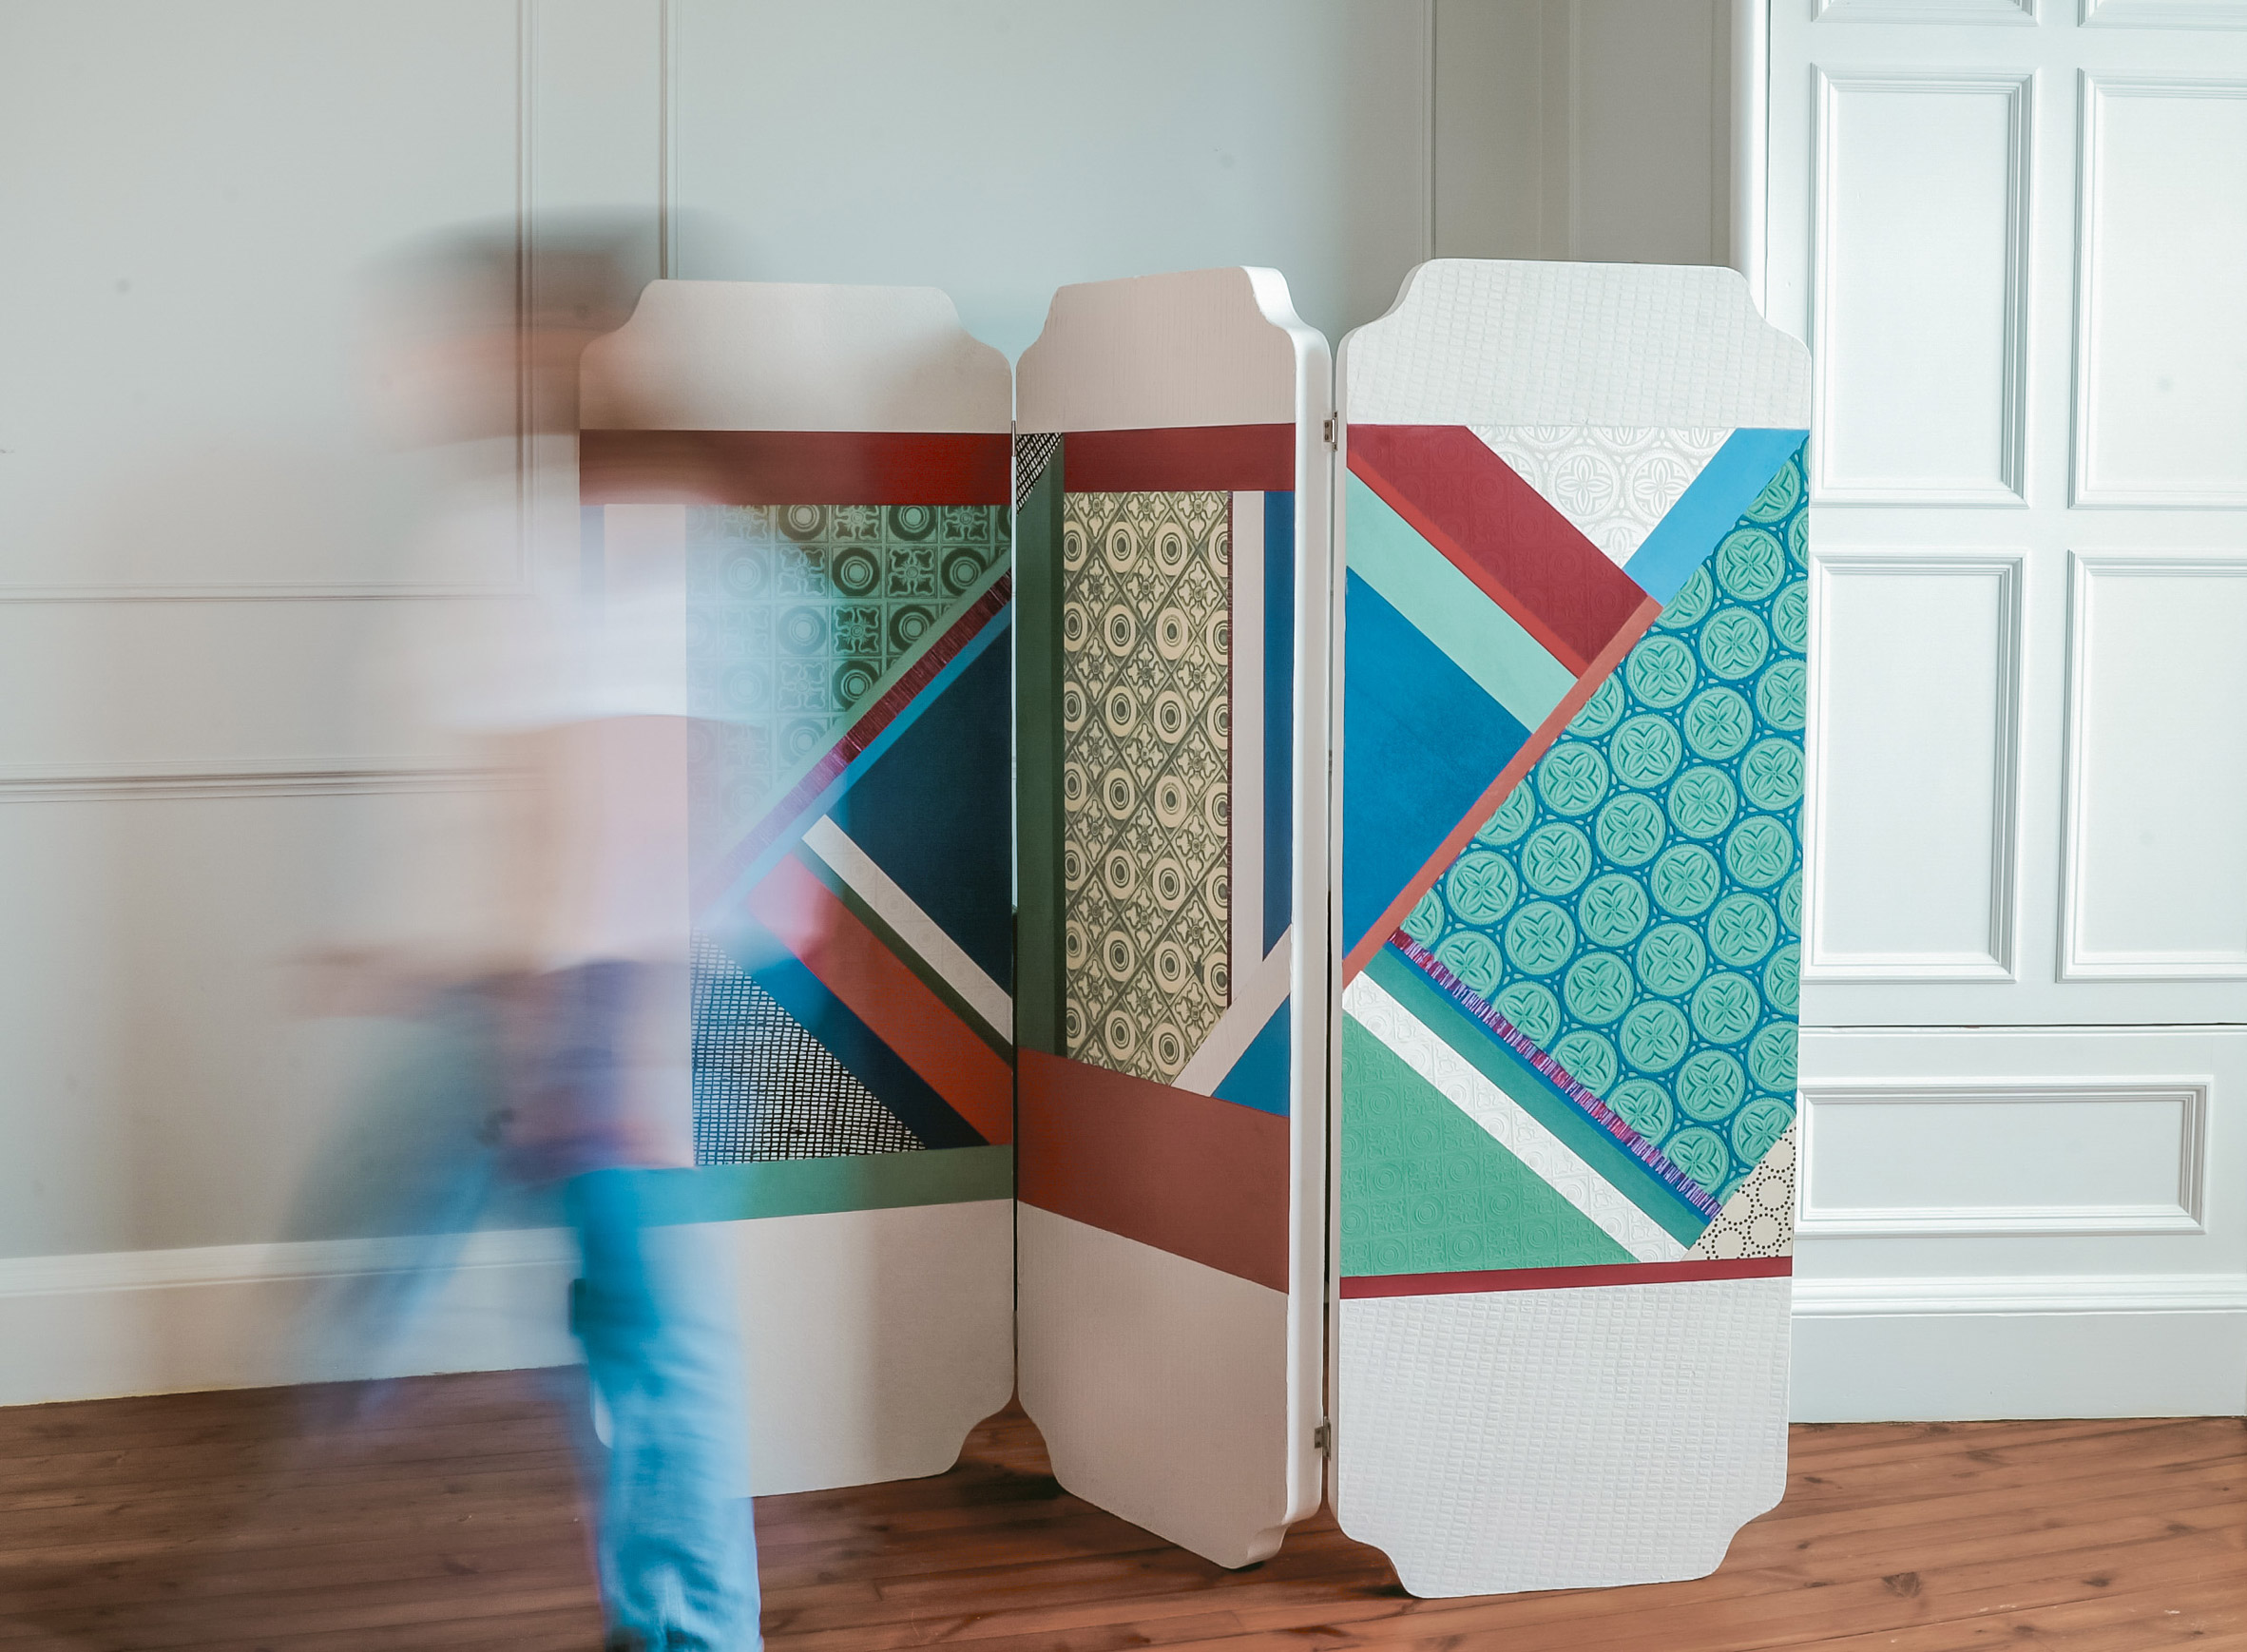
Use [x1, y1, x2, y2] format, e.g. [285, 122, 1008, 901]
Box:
[1321, 416, 1337, 448]
[1313, 1420, 1333, 1454]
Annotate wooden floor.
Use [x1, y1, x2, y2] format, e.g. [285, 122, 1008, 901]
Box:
[0, 1372, 2239, 1651]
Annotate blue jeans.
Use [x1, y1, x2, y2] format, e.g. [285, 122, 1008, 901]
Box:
[567, 1169, 761, 1650]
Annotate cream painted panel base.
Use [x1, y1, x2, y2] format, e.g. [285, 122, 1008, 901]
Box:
[731, 1200, 1013, 1496]
[1335, 1279, 1791, 1599]
[1016, 1205, 1293, 1568]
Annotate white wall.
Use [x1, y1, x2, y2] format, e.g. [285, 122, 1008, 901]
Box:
[0, 0, 1735, 1404]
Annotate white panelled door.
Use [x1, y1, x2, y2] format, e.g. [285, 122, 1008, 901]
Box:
[1766, 0, 2247, 1419]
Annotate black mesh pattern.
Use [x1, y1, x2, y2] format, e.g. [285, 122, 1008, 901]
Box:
[690, 933, 921, 1162]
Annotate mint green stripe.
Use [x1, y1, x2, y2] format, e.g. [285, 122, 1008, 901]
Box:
[637, 1145, 1013, 1226]
[1346, 473, 1576, 729]
[1362, 951, 1708, 1247]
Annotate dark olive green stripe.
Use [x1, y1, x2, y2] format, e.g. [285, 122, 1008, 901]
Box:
[637, 1145, 1014, 1225]
[1013, 449, 1066, 1056]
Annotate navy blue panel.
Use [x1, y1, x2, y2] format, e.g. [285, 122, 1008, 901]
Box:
[829, 616, 1014, 988]
[725, 927, 987, 1150]
[1342, 572, 1530, 956]
[1214, 999, 1292, 1118]
[1264, 491, 1295, 956]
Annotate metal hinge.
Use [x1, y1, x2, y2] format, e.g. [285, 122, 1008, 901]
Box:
[1321, 416, 1337, 448]
[1313, 1420, 1333, 1454]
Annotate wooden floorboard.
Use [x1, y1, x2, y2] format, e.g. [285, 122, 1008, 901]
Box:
[0, 1372, 2237, 1651]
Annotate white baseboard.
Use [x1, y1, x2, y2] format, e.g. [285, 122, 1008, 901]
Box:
[0, 1229, 582, 1409]
[8, 1241, 2243, 1428]
[1791, 1273, 2247, 1421]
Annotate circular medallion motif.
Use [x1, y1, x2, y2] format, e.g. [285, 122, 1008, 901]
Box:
[1690, 971, 1761, 1044]
[1564, 951, 1635, 1026]
[1746, 456, 1804, 523]
[1402, 887, 1447, 945]
[1444, 851, 1519, 926]
[1664, 1126, 1730, 1191]
[1610, 1078, 1675, 1142]
[1771, 580, 1810, 653]
[1610, 715, 1682, 790]
[1787, 509, 1808, 567]
[1715, 528, 1786, 602]
[1682, 688, 1754, 761]
[1626, 636, 1699, 709]
[1725, 816, 1796, 889]
[1667, 766, 1738, 838]
[1764, 943, 1800, 1013]
[1569, 675, 1625, 738]
[1779, 871, 1802, 935]
[1497, 981, 1562, 1046]
[1522, 823, 1593, 896]
[1700, 608, 1771, 680]
[1649, 844, 1722, 916]
[832, 547, 879, 596]
[1554, 1030, 1619, 1095]
[1619, 999, 1690, 1071]
[887, 504, 937, 541]
[1596, 793, 1667, 866]
[1636, 923, 1708, 997]
[1578, 873, 1650, 948]
[1538, 742, 1610, 816]
[1477, 786, 1536, 847]
[1747, 1021, 1797, 1092]
[1676, 1049, 1746, 1122]
[1731, 1095, 1793, 1164]
[1739, 739, 1805, 812]
[1757, 659, 1808, 731]
[1655, 567, 1714, 633]
[1502, 901, 1577, 975]
[1708, 893, 1778, 967]
[1434, 929, 1506, 996]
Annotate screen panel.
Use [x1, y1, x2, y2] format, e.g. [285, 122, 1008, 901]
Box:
[1333, 259, 1811, 1597]
[580, 281, 1015, 1495]
[1014, 268, 1331, 1568]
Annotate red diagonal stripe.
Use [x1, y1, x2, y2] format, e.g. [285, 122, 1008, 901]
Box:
[750, 855, 1014, 1146]
[1348, 424, 1649, 674]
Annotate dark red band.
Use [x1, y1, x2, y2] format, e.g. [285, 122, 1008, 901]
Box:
[1062, 424, 1296, 494]
[580, 430, 1011, 506]
[1018, 1048, 1291, 1293]
[1340, 1257, 1792, 1299]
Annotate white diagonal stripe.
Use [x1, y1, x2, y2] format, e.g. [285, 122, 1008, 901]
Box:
[1342, 970, 1687, 1263]
[800, 816, 1012, 1039]
[1469, 425, 1728, 567]
[1174, 928, 1293, 1097]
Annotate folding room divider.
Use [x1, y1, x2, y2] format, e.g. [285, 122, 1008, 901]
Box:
[575, 261, 1810, 1598]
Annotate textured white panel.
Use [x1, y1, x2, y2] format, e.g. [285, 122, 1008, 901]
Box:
[1808, 557, 2019, 979]
[1800, 1084, 2205, 1235]
[581, 280, 1012, 432]
[1813, 72, 2027, 502]
[730, 1201, 1014, 1496]
[1342, 972, 1688, 1263]
[1016, 1206, 1295, 1568]
[1340, 261, 1810, 429]
[1469, 426, 1728, 566]
[1016, 267, 1322, 432]
[2083, 1, 2247, 34]
[1335, 1279, 1792, 1597]
[2065, 558, 2247, 977]
[2076, 80, 2247, 505]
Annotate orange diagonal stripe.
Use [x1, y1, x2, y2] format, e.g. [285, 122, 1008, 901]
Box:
[750, 854, 1014, 1145]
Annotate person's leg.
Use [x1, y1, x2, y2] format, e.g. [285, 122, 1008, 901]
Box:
[568, 1166, 760, 1651]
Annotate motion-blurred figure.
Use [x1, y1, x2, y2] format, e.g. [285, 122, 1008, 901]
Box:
[300, 221, 759, 1650]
